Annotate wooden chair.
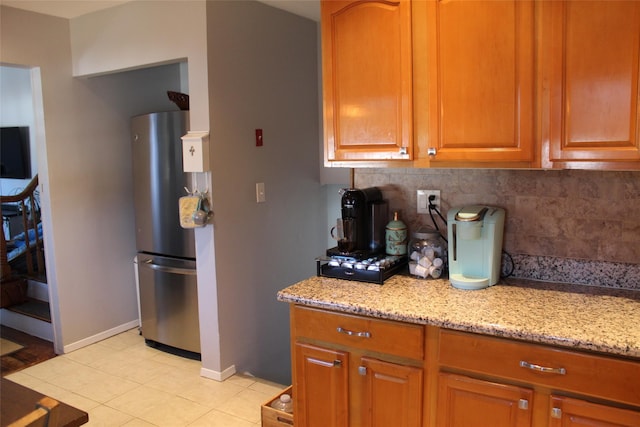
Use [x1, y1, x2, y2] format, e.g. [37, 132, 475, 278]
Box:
[0, 175, 45, 308]
[7, 396, 59, 427]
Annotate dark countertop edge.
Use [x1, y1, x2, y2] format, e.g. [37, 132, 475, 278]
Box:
[276, 292, 640, 360]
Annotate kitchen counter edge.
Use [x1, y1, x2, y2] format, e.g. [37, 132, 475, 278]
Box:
[277, 275, 640, 360]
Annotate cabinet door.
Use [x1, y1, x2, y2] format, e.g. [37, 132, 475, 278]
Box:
[425, 0, 535, 164]
[549, 395, 640, 427]
[544, 0, 640, 169]
[437, 373, 533, 427]
[359, 357, 422, 427]
[294, 342, 349, 427]
[322, 0, 413, 162]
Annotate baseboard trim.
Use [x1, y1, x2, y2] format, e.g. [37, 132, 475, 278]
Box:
[0, 308, 53, 341]
[62, 320, 139, 353]
[201, 364, 236, 382]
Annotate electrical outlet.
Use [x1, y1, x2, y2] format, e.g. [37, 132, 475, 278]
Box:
[417, 190, 441, 214]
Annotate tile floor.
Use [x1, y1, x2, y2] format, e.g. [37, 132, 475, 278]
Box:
[6, 328, 286, 426]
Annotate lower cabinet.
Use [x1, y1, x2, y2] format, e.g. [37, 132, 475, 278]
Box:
[288, 305, 640, 427]
[294, 343, 349, 427]
[360, 357, 422, 427]
[436, 328, 640, 427]
[437, 373, 533, 427]
[291, 305, 424, 427]
[548, 395, 640, 427]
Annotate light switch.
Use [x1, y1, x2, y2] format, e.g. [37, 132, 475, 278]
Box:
[256, 182, 266, 203]
[181, 131, 210, 172]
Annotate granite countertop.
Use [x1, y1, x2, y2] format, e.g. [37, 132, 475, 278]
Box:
[277, 275, 640, 359]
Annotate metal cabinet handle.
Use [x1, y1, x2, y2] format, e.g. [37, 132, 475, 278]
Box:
[309, 358, 342, 368]
[142, 259, 197, 276]
[518, 399, 529, 410]
[551, 408, 562, 419]
[519, 360, 566, 375]
[427, 147, 437, 156]
[336, 327, 371, 338]
[399, 147, 408, 155]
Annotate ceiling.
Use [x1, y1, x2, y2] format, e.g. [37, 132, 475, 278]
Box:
[0, 0, 320, 21]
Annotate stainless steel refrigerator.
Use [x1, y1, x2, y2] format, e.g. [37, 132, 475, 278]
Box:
[131, 110, 200, 355]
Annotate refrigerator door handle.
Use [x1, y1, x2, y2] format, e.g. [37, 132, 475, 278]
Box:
[142, 259, 197, 276]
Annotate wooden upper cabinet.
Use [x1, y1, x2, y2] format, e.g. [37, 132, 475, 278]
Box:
[322, 0, 413, 163]
[424, 0, 536, 164]
[542, 0, 640, 169]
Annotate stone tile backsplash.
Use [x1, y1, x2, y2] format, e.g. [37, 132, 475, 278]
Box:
[354, 168, 640, 288]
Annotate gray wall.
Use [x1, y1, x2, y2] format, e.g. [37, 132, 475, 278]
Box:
[207, 1, 326, 383]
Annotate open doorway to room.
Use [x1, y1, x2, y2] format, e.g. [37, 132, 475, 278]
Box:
[0, 64, 53, 350]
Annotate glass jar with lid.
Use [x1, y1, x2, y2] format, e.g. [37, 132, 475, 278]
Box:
[408, 227, 447, 279]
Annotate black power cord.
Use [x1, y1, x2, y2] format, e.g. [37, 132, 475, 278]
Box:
[426, 196, 515, 278]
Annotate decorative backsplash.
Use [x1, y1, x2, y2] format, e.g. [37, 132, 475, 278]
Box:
[354, 168, 640, 289]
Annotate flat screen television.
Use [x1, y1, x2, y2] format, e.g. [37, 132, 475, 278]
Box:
[0, 126, 31, 179]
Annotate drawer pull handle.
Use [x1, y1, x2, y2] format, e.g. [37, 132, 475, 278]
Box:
[551, 407, 562, 419]
[337, 327, 371, 338]
[519, 360, 566, 375]
[309, 357, 342, 368]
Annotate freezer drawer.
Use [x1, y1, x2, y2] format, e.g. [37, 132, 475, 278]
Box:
[137, 253, 200, 354]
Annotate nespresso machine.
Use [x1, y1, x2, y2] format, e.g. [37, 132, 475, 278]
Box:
[327, 187, 387, 258]
[447, 205, 505, 290]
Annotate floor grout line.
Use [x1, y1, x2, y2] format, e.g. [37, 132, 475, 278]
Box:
[6, 328, 285, 426]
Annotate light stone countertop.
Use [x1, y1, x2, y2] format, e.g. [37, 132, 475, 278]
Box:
[277, 275, 640, 359]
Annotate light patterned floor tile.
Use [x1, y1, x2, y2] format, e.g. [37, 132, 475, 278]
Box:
[137, 395, 211, 426]
[177, 376, 245, 408]
[85, 404, 134, 426]
[216, 388, 273, 424]
[50, 365, 140, 403]
[5, 330, 287, 427]
[247, 377, 287, 395]
[98, 328, 143, 350]
[121, 418, 157, 427]
[105, 385, 173, 417]
[16, 356, 85, 382]
[64, 342, 120, 365]
[189, 408, 259, 427]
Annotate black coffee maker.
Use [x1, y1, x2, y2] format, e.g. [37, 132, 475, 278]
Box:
[328, 187, 388, 258]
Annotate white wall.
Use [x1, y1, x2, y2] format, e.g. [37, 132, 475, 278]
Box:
[0, 6, 140, 351]
[69, 0, 209, 131]
[2, 0, 332, 384]
[68, 0, 231, 378]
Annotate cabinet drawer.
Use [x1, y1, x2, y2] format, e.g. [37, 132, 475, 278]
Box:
[438, 329, 640, 407]
[292, 305, 424, 360]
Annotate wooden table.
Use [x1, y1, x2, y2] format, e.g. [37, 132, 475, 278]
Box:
[1, 378, 88, 426]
